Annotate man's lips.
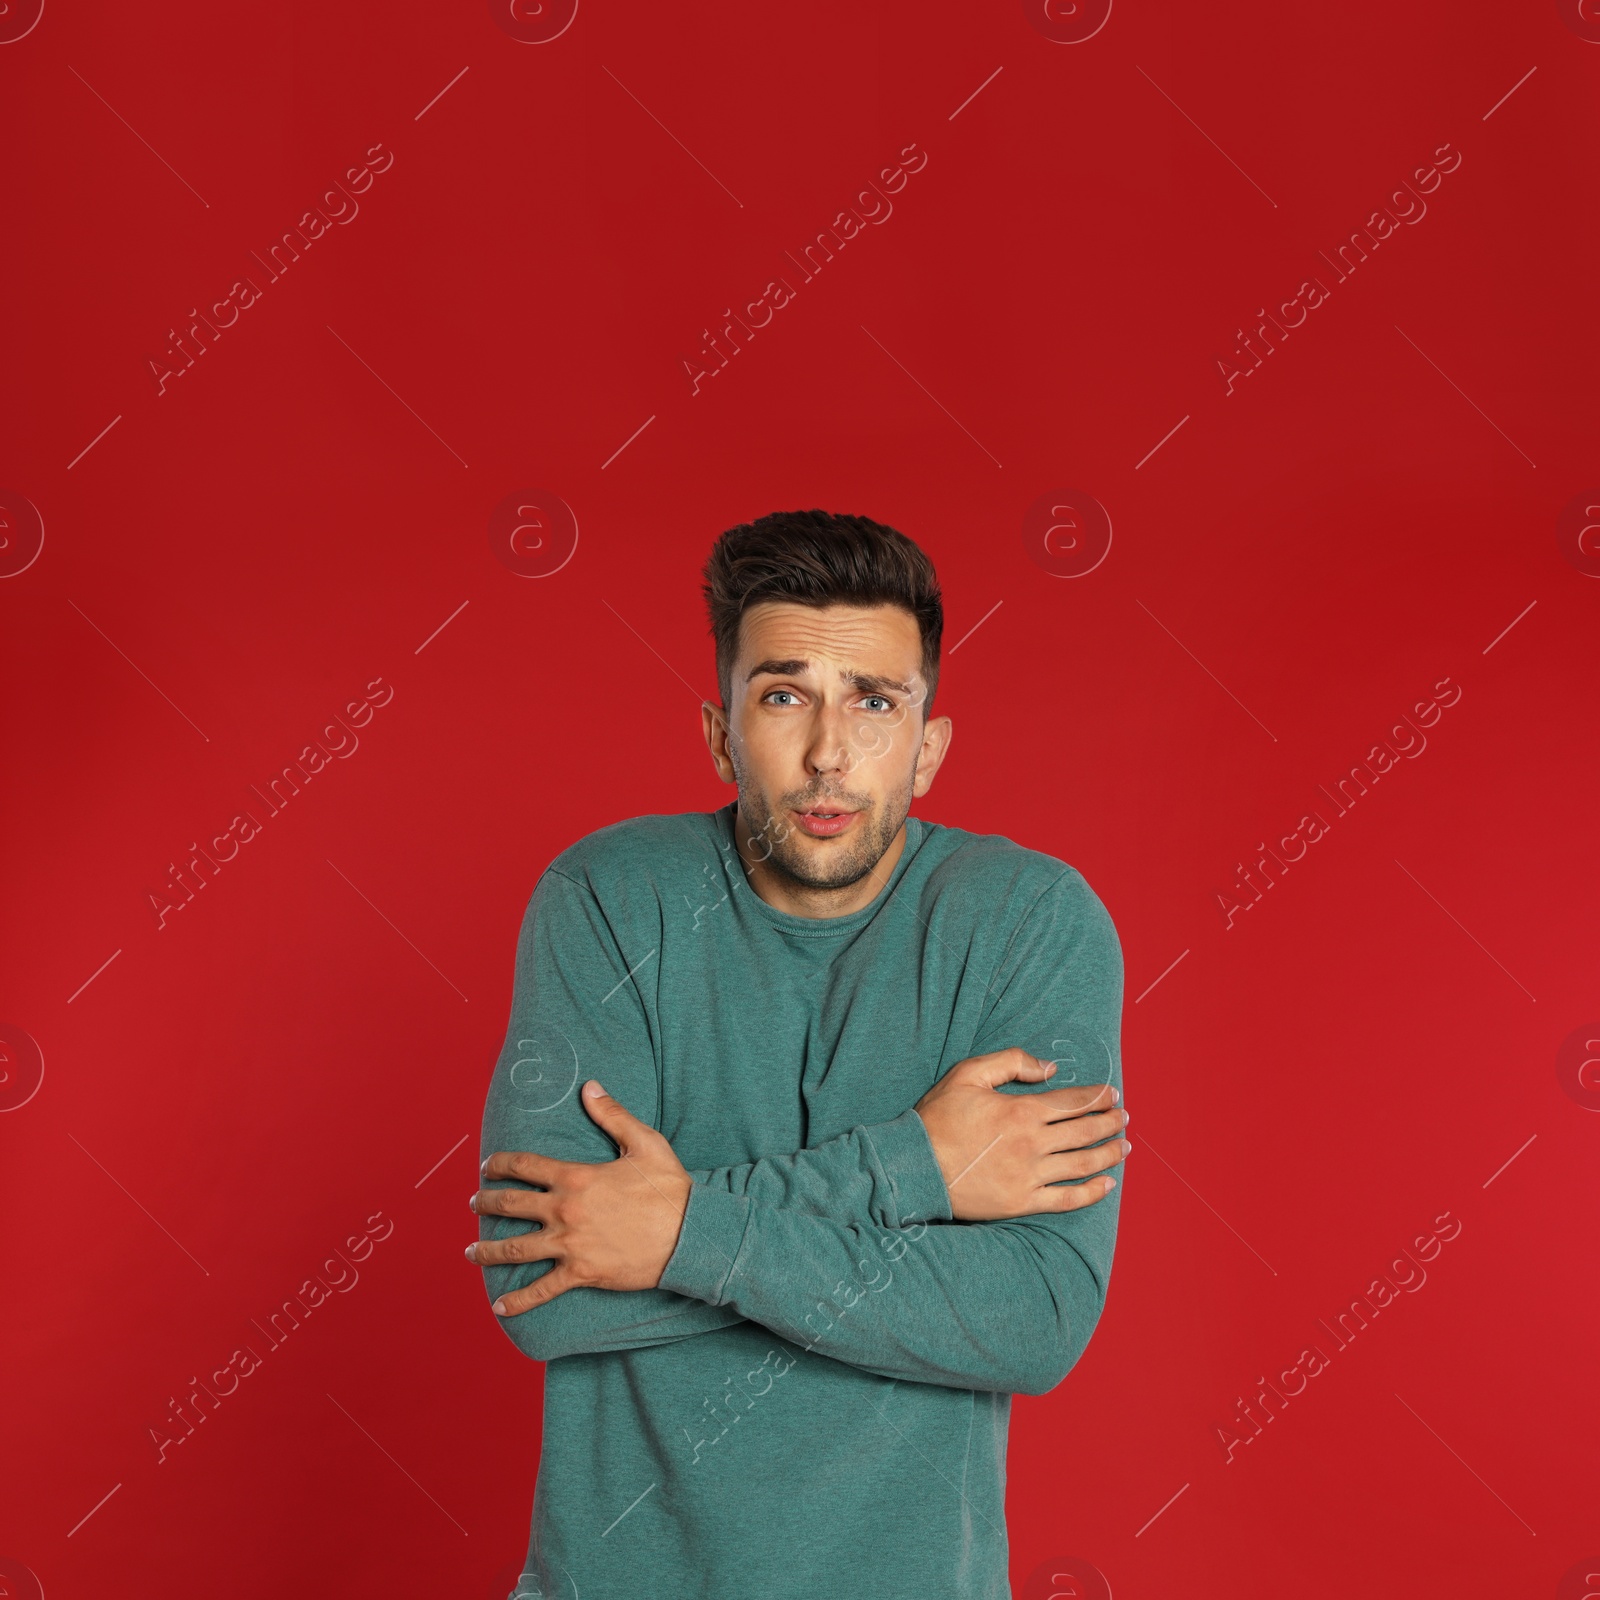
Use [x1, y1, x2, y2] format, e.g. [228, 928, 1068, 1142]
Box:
[790, 806, 860, 838]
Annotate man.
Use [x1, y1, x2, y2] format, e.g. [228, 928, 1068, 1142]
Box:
[469, 509, 1130, 1599]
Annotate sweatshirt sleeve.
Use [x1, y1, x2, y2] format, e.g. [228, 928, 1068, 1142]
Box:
[656, 868, 1125, 1396]
[478, 868, 953, 1364]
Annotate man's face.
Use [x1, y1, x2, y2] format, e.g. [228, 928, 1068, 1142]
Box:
[701, 601, 953, 895]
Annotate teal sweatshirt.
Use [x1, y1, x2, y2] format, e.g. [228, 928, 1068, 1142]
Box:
[478, 802, 1125, 1600]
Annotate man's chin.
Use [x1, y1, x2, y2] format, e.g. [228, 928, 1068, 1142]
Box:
[767, 841, 880, 894]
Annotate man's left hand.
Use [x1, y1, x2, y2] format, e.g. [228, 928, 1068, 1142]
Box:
[469, 1081, 692, 1315]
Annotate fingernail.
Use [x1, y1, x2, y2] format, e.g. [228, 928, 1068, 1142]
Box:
[1111, 1087, 1120, 1103]
[468, 1194, 477, 1212]
[491, 1297, 508, 1315]
[463, 1243, 477, 1262]
[582, 1079, 604, 1100]
[1122, 1140, 1133, 1155]
[480, 1158, 489, 1177]
[1105, 1176, 1117, 1188]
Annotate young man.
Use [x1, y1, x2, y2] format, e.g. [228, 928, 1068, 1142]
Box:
[470, 509, 1130, 1600]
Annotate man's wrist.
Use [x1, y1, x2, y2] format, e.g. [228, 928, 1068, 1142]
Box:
[658, 1182, 754, 1305]
[865, 1107, 954, 1226]
[648, 1167, 695, 1283]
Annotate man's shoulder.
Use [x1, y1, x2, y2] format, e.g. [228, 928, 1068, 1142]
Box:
[917, 821, 1121, 1001]
[543, 810, 720, 898]
[915, 817, 1104, 927]
[918, 815, 1080, 894]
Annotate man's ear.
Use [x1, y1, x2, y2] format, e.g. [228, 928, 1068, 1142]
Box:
[911, 714, 953, 798]
[701, 700, 737, 784]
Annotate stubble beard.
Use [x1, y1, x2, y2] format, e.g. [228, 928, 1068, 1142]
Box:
[730, 747, 918, 894]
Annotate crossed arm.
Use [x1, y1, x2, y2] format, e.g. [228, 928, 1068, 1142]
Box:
[472, 867, 1128, 1393]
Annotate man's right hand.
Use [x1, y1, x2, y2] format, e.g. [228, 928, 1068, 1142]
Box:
[912, 1048, 1129, 1221]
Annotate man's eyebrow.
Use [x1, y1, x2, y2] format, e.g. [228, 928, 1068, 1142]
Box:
[744, 658, 912, 696]
[745, 658, 809, 682]
[845, 671, 913, 696]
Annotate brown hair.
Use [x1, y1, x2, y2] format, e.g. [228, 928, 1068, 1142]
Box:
[702, 509, 944, 713]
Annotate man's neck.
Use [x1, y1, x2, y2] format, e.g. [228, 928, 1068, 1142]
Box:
[734, 810, 907, 920]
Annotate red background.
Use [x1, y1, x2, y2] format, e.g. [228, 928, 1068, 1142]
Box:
[4, 1, 1598, 1595]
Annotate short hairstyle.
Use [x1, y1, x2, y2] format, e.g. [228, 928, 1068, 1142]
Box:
[701, 509, 944, 714]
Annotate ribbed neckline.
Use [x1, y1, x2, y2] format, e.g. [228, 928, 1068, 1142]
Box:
[712, 801, 927, 937]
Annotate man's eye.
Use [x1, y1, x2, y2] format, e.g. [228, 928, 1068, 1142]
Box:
[764, 690, 799, 706]
[861, 696, 892, 713]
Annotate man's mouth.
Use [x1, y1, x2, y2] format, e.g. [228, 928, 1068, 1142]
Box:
[790, 806, 860, 839]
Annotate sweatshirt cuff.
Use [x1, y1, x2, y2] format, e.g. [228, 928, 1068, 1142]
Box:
[863, 1108, 953, 1225]
[659, 1182, 754, 1306]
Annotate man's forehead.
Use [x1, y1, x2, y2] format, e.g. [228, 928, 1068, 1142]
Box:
[737, 601, 921, 670]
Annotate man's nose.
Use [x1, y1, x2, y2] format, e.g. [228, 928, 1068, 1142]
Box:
[804, 705, 854, 775]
